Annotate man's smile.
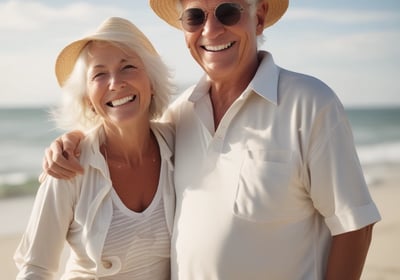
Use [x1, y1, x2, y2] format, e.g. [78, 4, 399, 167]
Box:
[202, 41, 235, 52]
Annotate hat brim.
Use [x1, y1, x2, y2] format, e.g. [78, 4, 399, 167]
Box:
[55, 39, 91, 87]
[55, 17, 158, 87]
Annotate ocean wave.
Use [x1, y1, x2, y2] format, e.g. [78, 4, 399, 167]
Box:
[0, 172, 30, 185]
[0, 173, 39, 199]
[357, 141, 400, 165]
[1, 141, 399, 198]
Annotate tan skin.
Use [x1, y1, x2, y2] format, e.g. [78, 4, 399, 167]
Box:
[101, 132, 160, 212]
[42, 0, 374, 278]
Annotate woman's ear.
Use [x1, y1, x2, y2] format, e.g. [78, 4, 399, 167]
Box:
[86, 97, 96, 113]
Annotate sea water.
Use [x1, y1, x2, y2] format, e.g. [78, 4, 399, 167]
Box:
[347, 108, 400, 165]
[0, 108, 61, 197]
[0, 106, 399, 198]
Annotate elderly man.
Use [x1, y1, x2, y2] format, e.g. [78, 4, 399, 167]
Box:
[43, 0, 380, 279]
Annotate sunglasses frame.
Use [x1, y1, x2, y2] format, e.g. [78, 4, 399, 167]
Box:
[179, 2, 245, 32]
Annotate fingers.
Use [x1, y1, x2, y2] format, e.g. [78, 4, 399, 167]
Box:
[62, 130, 84, 158]
[42, 146, 78, 179]
[59, 132, 84, 173]
[41, 138, 83, 180]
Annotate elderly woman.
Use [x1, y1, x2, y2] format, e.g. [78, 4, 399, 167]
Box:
[14, 17, 175, 279]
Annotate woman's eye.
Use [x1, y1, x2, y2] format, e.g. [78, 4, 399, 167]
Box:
[123, 64, 136, 70]
[92, 72, 105, 80]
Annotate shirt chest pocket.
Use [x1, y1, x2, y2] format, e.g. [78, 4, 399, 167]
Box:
[233, 149, 295, 223]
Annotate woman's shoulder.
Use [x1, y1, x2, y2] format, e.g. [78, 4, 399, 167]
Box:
[74, 126, 110, 175]
[78, 126, 103, 159]
[151, 121, 175, 154]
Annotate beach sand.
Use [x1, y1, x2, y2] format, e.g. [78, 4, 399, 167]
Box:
[360, 164, 400, 279]
[0, 196, 69, 279]
[1, 164, 399, 279]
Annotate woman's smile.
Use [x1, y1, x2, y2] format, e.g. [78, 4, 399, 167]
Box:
[106, 95, 137, 108]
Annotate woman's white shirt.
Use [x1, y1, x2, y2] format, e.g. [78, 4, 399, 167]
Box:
[14, 122, 175, 279]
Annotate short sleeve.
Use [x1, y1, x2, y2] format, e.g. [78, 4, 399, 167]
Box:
[307, 100, 381, 235]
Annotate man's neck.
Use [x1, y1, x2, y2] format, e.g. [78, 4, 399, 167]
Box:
[207, 54, 260, 128]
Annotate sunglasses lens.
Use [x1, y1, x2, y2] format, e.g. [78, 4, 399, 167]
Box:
[216, 3, 242, 26]
[181, 8, 206, 32]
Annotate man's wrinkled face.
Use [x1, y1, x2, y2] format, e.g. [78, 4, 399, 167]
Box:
[179, 0, 266, 80]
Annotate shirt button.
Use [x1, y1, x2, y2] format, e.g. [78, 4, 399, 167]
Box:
[102, 260, 112, 269]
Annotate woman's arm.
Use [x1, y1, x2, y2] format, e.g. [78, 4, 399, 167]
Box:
[14, 177, 77, 278]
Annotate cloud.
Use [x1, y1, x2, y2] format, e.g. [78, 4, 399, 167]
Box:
[301, 30, 399, 64]
[286, 8, 400, 24]
[0, 0, 130, 107]
[0, 0, 127, 31]
[1, 1, 399, 107]
[264, 7, 400, 107]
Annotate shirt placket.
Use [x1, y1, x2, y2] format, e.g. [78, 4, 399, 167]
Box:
[196, 91, 250, 160]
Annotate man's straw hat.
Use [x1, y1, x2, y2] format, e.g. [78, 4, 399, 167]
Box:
[55, 17, 157, 87]
[149, 0, 289, 30]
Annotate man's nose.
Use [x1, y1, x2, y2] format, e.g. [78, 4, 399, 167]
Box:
[202, 13, 225, 37]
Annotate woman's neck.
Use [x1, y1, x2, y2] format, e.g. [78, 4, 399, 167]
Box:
[101, 121, 157, 167]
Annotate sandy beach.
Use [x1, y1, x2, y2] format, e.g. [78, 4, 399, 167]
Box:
[1, 164, 399, 279]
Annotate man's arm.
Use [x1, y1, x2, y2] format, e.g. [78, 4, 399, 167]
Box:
[39, 130, 85, 181]
[325, 224, 374, 280]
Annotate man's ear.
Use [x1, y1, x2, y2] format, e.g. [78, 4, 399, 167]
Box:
[256, 1, 267, 35]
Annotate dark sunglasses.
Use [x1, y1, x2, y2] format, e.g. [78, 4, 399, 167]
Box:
[180, 2, 244, 32]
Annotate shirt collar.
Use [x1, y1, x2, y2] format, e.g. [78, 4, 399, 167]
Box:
[188, 75, 210, 103]
[84, 126, 109, 175]
[187, 51, 280, 105]
[248, 51, 279, 105]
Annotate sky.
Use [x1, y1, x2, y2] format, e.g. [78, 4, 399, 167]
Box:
[0, 0, 399, 108]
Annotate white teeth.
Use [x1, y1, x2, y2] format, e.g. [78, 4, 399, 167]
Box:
[204, 42, 233, 52]
[110, 95, 135, 107]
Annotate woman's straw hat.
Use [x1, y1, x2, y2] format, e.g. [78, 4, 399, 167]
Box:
[149, 0, 289, 30]
[55, 17, 157, 87]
